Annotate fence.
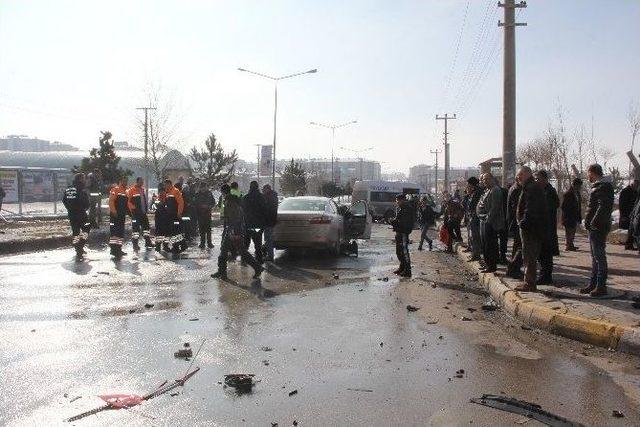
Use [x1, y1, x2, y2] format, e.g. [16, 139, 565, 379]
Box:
[0, 167, 74, 219]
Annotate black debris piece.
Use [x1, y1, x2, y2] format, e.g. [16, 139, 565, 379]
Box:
[455, 369, 465, 378]
[521, 325, 532, 331]
[288, 389, 298, 396]
[406, 305, 420, 312]
[461, 316, 472, 321]
[189, 318, 199, 321]
[471, 394, 585, 427]
[144, 303, 154, 309]
[467, 308, 477, 313]
[612, 410, 624, 418]
[347, 388, 373, 392]
[174, 348, 193, 359]
[224, 374, 255, 393]
[293, 421, 298, 426]
[261, 346, 273, 352]
[332, 273, 339, 279]
[481, 300, 499, 311]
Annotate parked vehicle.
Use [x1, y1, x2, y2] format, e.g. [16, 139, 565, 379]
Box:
[273, 196, 372, 255]
[351, 180, 424, 222]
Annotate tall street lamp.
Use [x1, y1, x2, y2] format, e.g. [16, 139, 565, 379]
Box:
[238, 67, 318, 188]
[309, 120, 357, 185]
[339, 146, 374, 181]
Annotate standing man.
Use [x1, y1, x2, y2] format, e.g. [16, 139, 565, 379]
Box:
[498, 184, 510, 264]
[582, 164, 614, 297]
[87, 168, 103, 228]
[561, 178, 583, 251]
[243, 181, 267, 264]
[212, 184, 263, 279]
[619, 179, 639, 250]
[262, 184, 279, 262]
[62, 173, 91, 258]
[515, 166, 546, 292]
[465, 177, 483, 261]
[127, 177, 153, 250]
[164, 179, 185, 254]
[391, 194, 414, 278]
[108, 176, 129, 258]
[506, 179, 524, 278]
[0, 184, 5, 213]
[476, 173, 505, 273]
[194, 181, 215, 249]
[153, 187, 169, 252]
[417, 196, 436, 251]
[535, 170, 560, 286]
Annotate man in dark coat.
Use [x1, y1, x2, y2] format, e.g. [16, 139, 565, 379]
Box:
[515, 166, 547, 291]
[535, 170, 560, 285]
[619, 179, 639, 250]
[417, 196, 436, 251]
[582, 164, 615, 297]
[506, 180, 523, 278]
[465, 177, 483, 261]
[243, 181, 267, 264]
[194, 181, 216, 249]
[262, 184, 279, 262]
[391, 194, 415, 278]
[561, 178, 583, 251]
[62, 173, 91, 258]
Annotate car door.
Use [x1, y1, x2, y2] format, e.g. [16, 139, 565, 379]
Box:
[345, 200, 372, 240]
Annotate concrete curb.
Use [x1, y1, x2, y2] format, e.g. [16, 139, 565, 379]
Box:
[0, 219, 224, 256]
[454, 245, 640, 356]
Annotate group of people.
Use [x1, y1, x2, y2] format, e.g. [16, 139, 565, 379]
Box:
[452, 163, 619, 296]
[63, 172, 279, 280]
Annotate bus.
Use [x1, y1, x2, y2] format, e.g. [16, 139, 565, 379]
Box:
[351, 180, 427, 222]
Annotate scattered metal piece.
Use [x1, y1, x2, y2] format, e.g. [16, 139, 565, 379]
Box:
[612, 410, 624, 418]
[189, 318, 199, 321]
[347, 388, 373, 393]
[288, 389, 298, 396]
[174, 348, 193, 359]
[144, 303, 154, 309]
[461, 316, 472, 321]
[470, 394, 584, 427]
[224, 374, 255, 393]
[406, 305, 420, 312]
[261, 346, 273, 352]
[69, 396, 82, 403]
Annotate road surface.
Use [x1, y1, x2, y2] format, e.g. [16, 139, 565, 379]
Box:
[1, 225, 639, 426]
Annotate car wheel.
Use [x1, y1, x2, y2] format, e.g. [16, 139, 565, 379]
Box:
[329, 235, 341, 256]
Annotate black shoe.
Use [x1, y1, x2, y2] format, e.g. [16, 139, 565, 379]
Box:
[579, 284, 596, 294]
[199, 243, 205, 249]
[162, 243, 170, 252]
[155, 243, 161, 252]
[418, 245, 423, 251]
[144, 237, 154, 248]
[428, 241, 433, 251]
[590, 286, 608, 297]
[132, 240, 140, 251]
[207, 242, 214, 249]
[253, 265, 264, 279]
[393, 268, 404, 275]
[536, 277, 552, 286]
[211, 271, 228, 279]
[399, 270, 412, 278]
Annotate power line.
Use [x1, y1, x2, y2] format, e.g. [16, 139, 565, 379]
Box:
[440, 0, 471, 110]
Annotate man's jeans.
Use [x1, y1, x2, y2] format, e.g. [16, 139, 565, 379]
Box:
[469, 218, 482, 259]
[263, 226, 275, 261]
[589, 230, 608, 287]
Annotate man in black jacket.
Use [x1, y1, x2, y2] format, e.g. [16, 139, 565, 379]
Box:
[535, 170, 560, 285]
[262, 184, 279, 262]
[194, 181, 216, 249]
[62, 173, 91, 258]
[466, 177, 483, 261]
[515, 166, 547, 291]
[506, 180, 523, 278]
[243, 181, 267, 264]
[582, 164, 615, 297]
[561, 178, 583, 251]
[391, 194, 414, 278]
[619, 179, 639, 250]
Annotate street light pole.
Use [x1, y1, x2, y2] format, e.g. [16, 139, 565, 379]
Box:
[254, 143, 262, 183]
[310, 120, 357, 185]
[238, 67, 317, 189]
[136, 105, 157, 201]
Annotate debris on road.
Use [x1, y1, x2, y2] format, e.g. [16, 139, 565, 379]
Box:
[455, 369, 465, 378]
[521, 325, 533, 331]
[174, 343, 192, 359]
[261, 346, 273, 352]
[66, 367, 200, 422]
[481, 300, 499, 311]
[470, 394, 584, 427]
[97, 271, 110, 275]
[69, 396, 82, 403]
[406, 305, 420, 312]
[347, 388, 373, 393]
[612, 410, 625, 418]
[144, 303, 154, 309]
[288, 389, 298, 396]
[332, 273, 339, 279]
[189, 318, 199, 322]
[224, 374, 255, 393]
[461, 316, 472, 321]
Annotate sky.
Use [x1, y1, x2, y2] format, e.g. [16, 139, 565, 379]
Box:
[1, 0, 639, 174]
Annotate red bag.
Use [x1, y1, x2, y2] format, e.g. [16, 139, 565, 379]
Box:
[439, 224, 451, 246]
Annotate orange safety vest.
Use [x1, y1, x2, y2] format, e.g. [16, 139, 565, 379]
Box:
[109, 184, 129, 216]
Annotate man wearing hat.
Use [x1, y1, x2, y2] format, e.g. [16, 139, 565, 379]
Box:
[390, 193, 415, 278]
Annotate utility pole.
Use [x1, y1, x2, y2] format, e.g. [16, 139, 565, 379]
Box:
[255, 144, 262, 184]
[136, 105, 157, 201]
[435, 114, 456, 193]
[430, 149, 441, 194]
[499, 0, 527, 186]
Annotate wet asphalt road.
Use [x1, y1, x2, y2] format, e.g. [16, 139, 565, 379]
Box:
[1, 225, 640, 426]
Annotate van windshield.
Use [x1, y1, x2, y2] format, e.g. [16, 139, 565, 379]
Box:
[370, 191, 397, 203]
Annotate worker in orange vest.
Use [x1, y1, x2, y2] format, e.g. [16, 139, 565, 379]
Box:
[163, 179, 185, 254]
[127, 177, 153, 250]
[109, 177, 129, 258]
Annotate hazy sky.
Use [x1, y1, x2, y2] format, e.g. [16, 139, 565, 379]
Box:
[1, 0, 639, 173]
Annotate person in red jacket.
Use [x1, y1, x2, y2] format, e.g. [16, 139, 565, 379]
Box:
[163, 179, 185, 254]
[109, 177, 129, 257]
[127, 177, 153, 250]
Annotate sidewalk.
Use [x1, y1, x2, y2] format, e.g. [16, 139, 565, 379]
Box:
[457, 230, 640, 356]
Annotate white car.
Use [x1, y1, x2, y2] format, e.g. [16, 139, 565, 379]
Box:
[273, 196, 372, 255]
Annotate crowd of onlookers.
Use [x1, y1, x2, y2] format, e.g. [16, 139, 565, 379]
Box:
[426, 164, 640, 297]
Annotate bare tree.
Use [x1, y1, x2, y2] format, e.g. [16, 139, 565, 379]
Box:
[628, 100, 640, 179]
[597, 147, 616, 170]
[137, 83, 181, 182]
[572, 125, 589, 175]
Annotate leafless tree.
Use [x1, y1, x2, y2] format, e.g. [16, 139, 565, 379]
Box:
[597, 147, 616, 170]
[628, 100, 640, 179]
[572, 125, 589, 176]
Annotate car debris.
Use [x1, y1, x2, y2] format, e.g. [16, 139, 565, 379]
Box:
[65, 367, 200, 422]
[144, 303, 154, 309]
[347, 388, 373, 393]
[189, 318, 199, 321]
[224, 374, 255, 393]
[470, 394, 584, 427]
[461, 316, 472, 321]
[69, 396, 82, 403]
[455, 369, 465, 378]
[261, 346, 273, 352]
[174, 343, 193, 359]
[406, 305, 420, 312]
[288, 389, 298, 396]
[481, 300, 499, 311]
[612, 410, 624, 418]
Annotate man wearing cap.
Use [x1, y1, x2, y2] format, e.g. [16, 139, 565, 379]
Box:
[390, 194, 415, 278]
